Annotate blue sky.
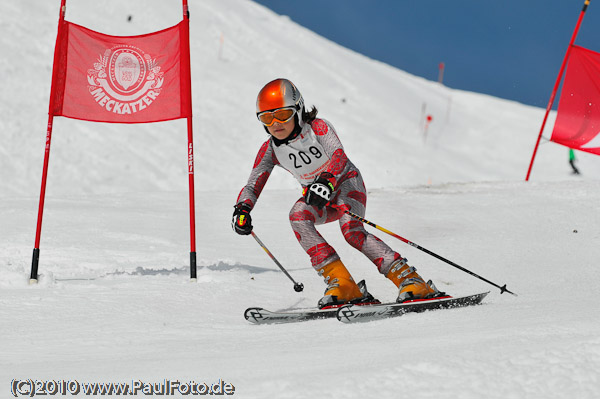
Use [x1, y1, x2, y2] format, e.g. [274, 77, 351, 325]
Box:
[253, 0, 599, 109]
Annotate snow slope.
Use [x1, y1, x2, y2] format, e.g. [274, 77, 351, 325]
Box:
[1, 0, 599, 398]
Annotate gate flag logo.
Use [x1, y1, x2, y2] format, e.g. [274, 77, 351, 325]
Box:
[551, 45, 600, 155]
[51, 21, 191, 123]
[87, 45, 165, 116]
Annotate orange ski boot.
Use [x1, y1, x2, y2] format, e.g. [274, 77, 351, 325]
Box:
[316, 259, 363, 309]
[386, 258, 441, 302]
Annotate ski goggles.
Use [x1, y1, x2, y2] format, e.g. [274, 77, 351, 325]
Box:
[256, 107, 297, 127]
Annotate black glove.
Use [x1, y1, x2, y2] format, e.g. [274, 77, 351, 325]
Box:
[305, 172, 335, 209]
[232, 203, 253, 235]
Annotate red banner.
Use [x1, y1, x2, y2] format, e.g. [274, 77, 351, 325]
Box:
[50, 20, 191, 123]
[551, 45, 600, 155]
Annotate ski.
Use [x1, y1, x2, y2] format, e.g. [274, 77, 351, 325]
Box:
[245, 279, 382, 324]
[336, 292, 489, 323]
[244, 306, 339, 324]
[244, 300, 381, 325]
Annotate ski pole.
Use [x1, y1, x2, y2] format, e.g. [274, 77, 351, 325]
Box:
[332, 205, 517, 296]
[251, 231, 304, 292]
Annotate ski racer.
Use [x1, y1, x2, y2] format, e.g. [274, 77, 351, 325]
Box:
[232, 78, 441, 308]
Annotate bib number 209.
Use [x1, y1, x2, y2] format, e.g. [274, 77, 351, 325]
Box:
[289, 146, 323, 168]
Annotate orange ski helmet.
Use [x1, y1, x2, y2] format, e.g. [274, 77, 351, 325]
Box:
[256, 79, 305, 124]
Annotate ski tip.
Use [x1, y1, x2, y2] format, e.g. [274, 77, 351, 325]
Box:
[244, 307, 265, 324]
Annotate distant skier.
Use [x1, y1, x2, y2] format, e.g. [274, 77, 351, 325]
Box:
[569, 148, 580, 175]
[232, 78, 441, 308]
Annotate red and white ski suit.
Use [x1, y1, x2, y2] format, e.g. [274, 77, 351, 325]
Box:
[237, 118, 403, 274]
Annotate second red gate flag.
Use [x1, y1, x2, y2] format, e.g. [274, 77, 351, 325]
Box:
[551, 45, 600, 155]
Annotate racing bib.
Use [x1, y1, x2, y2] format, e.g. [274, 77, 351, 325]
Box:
[273, 128, 331, 185]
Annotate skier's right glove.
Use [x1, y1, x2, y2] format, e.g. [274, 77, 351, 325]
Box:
[232, 203, 253, 235]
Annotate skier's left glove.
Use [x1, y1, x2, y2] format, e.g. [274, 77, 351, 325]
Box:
[232, 203, 253, 235]
[305, 172, 336, 209]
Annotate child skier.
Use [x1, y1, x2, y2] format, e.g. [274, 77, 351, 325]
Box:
[232, 78, 441, 308]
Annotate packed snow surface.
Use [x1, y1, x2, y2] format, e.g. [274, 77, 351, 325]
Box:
[1, 1, 599, 398]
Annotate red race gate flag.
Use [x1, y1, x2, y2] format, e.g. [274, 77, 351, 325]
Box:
[31, 1, 196, 284]
[551, 45, 600, 155]
[51, 20, 191, 123]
